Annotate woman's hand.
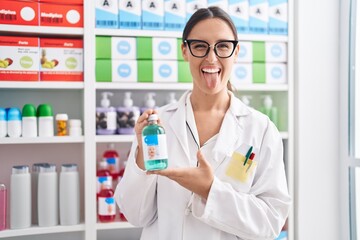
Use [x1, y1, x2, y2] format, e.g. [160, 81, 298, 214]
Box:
[148, 150, 214, 200]
[134, 109, 158, 170]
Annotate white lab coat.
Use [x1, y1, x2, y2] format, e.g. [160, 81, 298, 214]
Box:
[115, 91, 291, 240]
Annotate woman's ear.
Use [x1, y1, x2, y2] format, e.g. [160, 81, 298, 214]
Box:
[233, 43, 240, 62]
[181, 43, 189, 62]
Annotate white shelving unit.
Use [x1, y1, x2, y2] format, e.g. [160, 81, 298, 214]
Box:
[0, 1, 294, 240]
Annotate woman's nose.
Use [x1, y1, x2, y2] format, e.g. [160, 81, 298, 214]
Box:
[205, 47, 218, 63]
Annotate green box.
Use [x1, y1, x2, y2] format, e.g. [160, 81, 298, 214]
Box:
[252, 41, 265, 62]
[96, 36, 111, 59]
[137, 60, 153, 82]
[95, 60, 112, 82]
[136, 37, 152, 60]
[252, 63, 266, 84]
[178, 61, 192, 83]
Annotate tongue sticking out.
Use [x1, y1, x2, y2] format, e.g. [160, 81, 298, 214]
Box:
[204, 72, 219, 89]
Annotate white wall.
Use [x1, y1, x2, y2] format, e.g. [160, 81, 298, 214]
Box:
[295, 0, 340, 239]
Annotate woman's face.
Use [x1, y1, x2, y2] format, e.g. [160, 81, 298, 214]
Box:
[182, 18, 239, 95]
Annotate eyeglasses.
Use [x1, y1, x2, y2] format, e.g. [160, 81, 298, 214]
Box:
[184, 39, 238, 58]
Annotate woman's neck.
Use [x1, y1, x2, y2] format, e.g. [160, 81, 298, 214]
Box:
[190, 89, 230, 112]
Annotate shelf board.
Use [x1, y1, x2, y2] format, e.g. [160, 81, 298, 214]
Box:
[0, 25, 83, 36]
[95, 29, 288, 42]
[0, 224, 85, 238]
[0, 136, 84, 144]
[0, 81, 84, 89]
[96, 82, 193, 90]
[96, 221, 137, 230]
[96, 135, 135, 143]
[233, 84, 289, 91]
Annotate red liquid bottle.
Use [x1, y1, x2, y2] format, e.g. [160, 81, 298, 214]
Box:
[96, 160, 112, 198]
[98, 184, 116, 223]
[103, 143, 120, 180]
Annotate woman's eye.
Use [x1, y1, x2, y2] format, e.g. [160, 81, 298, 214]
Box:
[217, 43, 231, 49]
[193, 43, 207, 49]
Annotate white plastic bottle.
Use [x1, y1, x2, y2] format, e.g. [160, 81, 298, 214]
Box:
[7, 108, 22, 138]
[0, 108, 6, 138]
[69, 119, 82, 136]
[140, 92, 157, 114]
[31, 163, 47, 225]
[37, 104, 54, 137]
[166, 92, 177, 104]
[22, 104, 37, 138]
[59, 164, 80, 226]
[260, 95, 278, 127]
[10, 165, 31, 229]
[116, 92, 140, 135]
[240, 95, 253, 107]
[38, 164, 58, 227]
[96, 92, 117, 135]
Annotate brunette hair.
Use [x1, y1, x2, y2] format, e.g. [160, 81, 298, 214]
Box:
[182, 6, 238, 91]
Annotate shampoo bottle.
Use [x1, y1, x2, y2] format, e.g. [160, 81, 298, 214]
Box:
[117, 92, 140, 135]
[142, 114, 168, 171]
[7, 108, 22, 138]
[0, 108, 7, 138]
[96, 92, 117, 135]
[140, 92, 157, 114]
[10, 165, 31, 229]
[22, 104, 37, 138]
[260, 95, 278, 127]
[31, 163, 47, 225]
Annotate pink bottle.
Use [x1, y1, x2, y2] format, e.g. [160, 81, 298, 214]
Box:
[0, 184, 6, 231]
[98, 184, 115, 223]
[96, 160, 112, 198]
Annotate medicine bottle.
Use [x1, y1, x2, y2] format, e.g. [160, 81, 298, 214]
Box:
[22, 104, 37, 137]
[37, 104, 54, 137]
[141, 114, 168, 171]
[97, 160, 112, 198]
[56, 113, 68, 136]
[0, 184, 6, 231]
[69, 119, 82, 136]
[98, 184, 116, 223]
[7, 108, 22, 138]
[0, 108, 7, 138]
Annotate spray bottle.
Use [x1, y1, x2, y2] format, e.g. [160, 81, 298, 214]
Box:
[117, 92, 140, 135]
[96, 92, 117, 135]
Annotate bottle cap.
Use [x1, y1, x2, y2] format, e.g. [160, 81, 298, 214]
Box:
[7, 108, 22, 121]
[61, 164, 78, 172]
[39, 163, 56, 173]
[32, 163, 48, 173]
[22, 104, 37, 117]
[0, 184, 6, 191]
[12, 165, 29, 174]
[148, 114, 158, 121]
[37, 104, 53, 117]
[0, 108, 7, 120]
[56, 113, 69, 121]
[69, 119, 82, 127]
[101, 92, 114, 108]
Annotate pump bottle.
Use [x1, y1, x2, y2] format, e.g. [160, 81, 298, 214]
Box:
[166, 92, 177, 105]
[140, 92, 157, 114]
[240, 95, 253, 107]
[117, 92, 140, 134]
[142, 114, 168, 171]
[260, 95, 278, 127]
[96, 92, 117, 135]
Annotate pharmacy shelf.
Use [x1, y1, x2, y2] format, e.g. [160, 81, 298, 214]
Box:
[95, 29, 288, 42]
[0, 224, 85, 238]
[96, 221, 136, 230]
[96, 82, 288, 91]
[0, 136, 84, 144]
[0, 24, 83, 36]
[0, 81, 84, 89]
[96, 132, 289, 143]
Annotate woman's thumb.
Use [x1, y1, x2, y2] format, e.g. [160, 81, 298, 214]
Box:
[197, 150, 209, 168]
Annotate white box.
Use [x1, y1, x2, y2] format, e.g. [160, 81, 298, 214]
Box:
[249, 0, 268, 34]
[112, 60, 137, 82]
[231, 63, 252, 84]
[153, 60, 178, 82]
[164, 0, 186, 31]
[119, 0, 142, 29]
[112, 37, 137, 60]
[228, 0, 249, 33]
[266, 63, 287, 84]
[269, 0, 288, 35]
[186, 0, 207, 21]
[237, 41, 253, 63]
[96, 0, 119, 28]
[265, 42, 287, 62]
[152, 38, 178, 60]
[142, 0, 164, 30]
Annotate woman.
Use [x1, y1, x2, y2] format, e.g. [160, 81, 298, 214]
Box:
[115, 6, 291, 240]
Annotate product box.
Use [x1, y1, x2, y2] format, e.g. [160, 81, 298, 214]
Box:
[0, 36, 39, 81]
[142, 0, 164, 30]
[252, 41, 287, 62]
[237, 41, 253, 63]
[164, 0, 186, 31]
[40, 38, 83, 82]
[137, 60, 153, 82]
[39, 3, 83, 27]
[96, 36, 137, 60]
[153, 60, 178, 82]
[178, 61, 192, 82]
[96, 0, 118, 28]
[118, 0, 142, 29]
[249, 0, 268, 34]
[207, 0, 228, 11]
[96, 59, 137, 82]
[231, 63, 252, 84]
[0, 0, 39, 26]
[40, 0, 83, 4]
[228, 0, 249, 33]
[185, 0, 207, 21]
[152, 37, 179, 60]
[252, 63, 287, 84]
[269, 0, 288, 35]
[136, 37, 152, 59]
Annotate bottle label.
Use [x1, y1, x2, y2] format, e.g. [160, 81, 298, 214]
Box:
[142, 134, 168, 161]
[96, 176, 112, 194]
[105, 157, 120, 175]
[98, 197, 116, 216]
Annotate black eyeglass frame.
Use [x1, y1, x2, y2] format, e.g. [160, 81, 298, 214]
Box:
[183, 39, 239, 58]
